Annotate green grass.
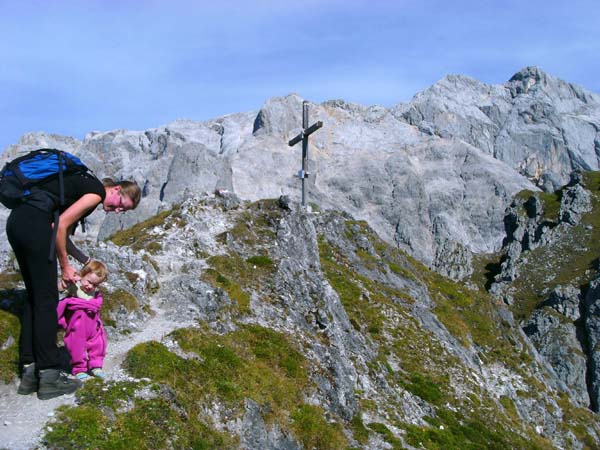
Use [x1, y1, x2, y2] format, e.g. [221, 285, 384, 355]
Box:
[246, 255, 274, 268]
[290, 404, 348, 450]
[318, 216, 562, 447]
[0, 271, 23, 290]
[400, 373, 444, 405]
[108, 206, 185, 253]
[402, 407, 552, 450]
[45, 324, 324, 449]
[43, 190, 600, 449]
[202, 252, 278, 314]
[45, 392, 234, 450]
[0, 309, 20, 383]
[217, 199, 282, 247]
[158, 324, 310, 413]
[368, 422, 404, 449]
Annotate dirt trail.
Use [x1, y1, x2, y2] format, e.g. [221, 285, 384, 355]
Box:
[0, 300, 193, 450]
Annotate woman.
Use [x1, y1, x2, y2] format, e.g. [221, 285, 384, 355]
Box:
[6, 171, 141, 400]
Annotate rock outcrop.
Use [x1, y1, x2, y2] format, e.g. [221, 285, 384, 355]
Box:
[395, 66, 600, 189]
[491, 171, 600, 413]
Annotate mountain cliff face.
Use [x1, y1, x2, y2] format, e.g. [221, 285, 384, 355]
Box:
[3, 66, 598, 278]
[0, 67, 599, 449]
[488, 171, 600, 415]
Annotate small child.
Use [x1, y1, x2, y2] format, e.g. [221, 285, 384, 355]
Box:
[57, 260, 108, 381]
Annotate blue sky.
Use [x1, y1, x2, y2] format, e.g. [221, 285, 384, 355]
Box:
[1, 0, 599, 152]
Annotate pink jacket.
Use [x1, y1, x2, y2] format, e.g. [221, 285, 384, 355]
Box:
[57, 293, 107, 374]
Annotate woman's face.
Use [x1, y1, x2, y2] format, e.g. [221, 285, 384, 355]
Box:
[103, 186, 134, 213]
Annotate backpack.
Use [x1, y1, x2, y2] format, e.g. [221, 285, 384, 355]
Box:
[0, 148, 98, 260]
[0, 148, 95, 211]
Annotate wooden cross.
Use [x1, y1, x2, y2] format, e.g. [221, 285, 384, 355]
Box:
[288, 100, 323, 207]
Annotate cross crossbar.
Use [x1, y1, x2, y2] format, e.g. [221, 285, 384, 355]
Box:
[288, 101, 323, 207]
[288, 120, 323, 147]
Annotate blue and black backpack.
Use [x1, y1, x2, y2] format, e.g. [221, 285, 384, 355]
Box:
[0, 148, 98, 259]
[0, 148, 96, 211]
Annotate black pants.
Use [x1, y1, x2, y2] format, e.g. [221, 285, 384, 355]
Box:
[6, 204, 60, 370]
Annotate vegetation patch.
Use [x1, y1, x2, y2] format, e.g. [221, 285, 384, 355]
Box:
[159, 324, 310, 414]
[108, 206, 184, 253]
[64, 323, 348, 447]
[368, 422, 404, 449]
[400, 373, 444, 405]
[102, 288, 140, 328]
[246, 255, 274, 268]
[0, 308, 19, 383]
[421, 267, 526, 372]
[402, 408, 552, 450]
[318, 232, 414, 337]
[290, 404, 348, 450]
[318, 237, 385, 336]
[203, 253, 277, 314]
[320, 215, 557, 445]
[217, 199, 283, 247]
[44, 381, 233, 450]
[124, 272, 139, 284]
[350, 414, 370, 445]
[0, 271, 23, 290]
[45, 328, 291, 449]
[469, 252, 504, 291]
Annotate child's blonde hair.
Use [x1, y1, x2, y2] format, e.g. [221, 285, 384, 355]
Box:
[81, 260, 108, 283]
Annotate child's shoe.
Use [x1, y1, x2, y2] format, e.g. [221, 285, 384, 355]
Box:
[91, 368, 106, 379]
[75, 372, 90, 381]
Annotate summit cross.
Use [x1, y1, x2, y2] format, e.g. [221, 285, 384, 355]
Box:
[288, 100, 323, 207]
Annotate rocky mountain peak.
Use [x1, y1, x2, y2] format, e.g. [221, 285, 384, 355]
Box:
[508, 65, 549, 95]
[0, 67, 598, 279]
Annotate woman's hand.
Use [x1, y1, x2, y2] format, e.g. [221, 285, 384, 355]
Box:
[61, 264, 80, 285]
[57, 279, 69, 292]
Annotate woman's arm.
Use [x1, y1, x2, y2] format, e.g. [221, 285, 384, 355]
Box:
[66, 236, 90, 265]
[56, 193, 102, 283]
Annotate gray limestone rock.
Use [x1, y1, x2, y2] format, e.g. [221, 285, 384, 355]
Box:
[559, 177, 592, 225]
[237, 399, 301, 450]
[543, 285, 582, 322]
[492, 172, 592, 296]
[395, 66, 600, 188]
[585, 277, 600, 412]
[523, 292, 590, 408]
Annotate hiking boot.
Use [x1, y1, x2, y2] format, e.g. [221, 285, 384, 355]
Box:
[37, 369, 81, 400]
[17, 362, 38, 395]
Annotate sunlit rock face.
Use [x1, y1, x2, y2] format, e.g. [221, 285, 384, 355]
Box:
[2, 67, 598, 278]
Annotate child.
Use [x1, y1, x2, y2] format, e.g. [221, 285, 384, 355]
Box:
[57, 260, 108, 381]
